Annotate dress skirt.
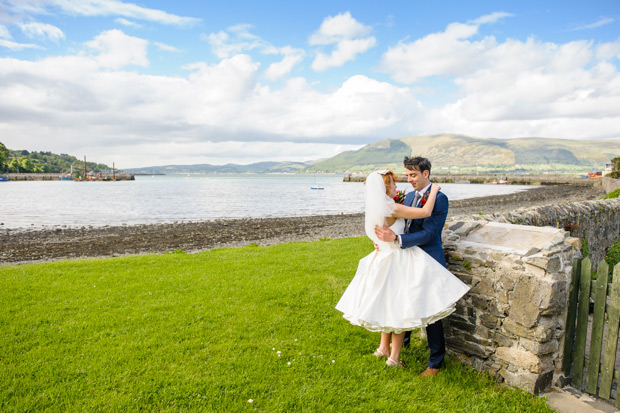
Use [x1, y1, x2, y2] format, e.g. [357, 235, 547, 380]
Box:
[336, 245, 470, 334]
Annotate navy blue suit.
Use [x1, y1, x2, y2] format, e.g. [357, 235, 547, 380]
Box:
[400, 184, 448, 369]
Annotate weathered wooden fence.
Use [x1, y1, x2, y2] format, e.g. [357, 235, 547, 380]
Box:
[563, 257, 620, 405]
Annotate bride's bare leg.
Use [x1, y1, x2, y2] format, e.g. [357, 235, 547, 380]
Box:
[377, 333, 391, 356]
[389, 332, 405, 361]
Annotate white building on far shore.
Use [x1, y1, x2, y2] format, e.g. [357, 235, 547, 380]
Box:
[604, 161, 614, 176]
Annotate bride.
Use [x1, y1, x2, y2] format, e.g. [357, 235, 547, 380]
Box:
[336, 170, 469, 368]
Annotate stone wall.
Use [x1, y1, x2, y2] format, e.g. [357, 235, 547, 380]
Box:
[441, 221, 577, 393]
[602, 176, 620, 194]
[442, 198, 620, 393]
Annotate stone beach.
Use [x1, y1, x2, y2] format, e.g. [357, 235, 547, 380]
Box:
[0, 182, 605, 264]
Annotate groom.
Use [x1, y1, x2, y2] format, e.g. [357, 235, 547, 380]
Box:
[375, 156, 449, 377]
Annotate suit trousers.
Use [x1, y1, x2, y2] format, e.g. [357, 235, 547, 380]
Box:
[403, 320, 445, 369]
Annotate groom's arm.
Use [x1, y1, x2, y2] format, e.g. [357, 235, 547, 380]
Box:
[400, 193, 448, 249]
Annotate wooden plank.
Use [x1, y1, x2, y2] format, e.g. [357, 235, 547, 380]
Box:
[562, 258, 582, 375]
[586, 260, 609, 394]
[601, 262, 619, 400]
[573, 256, 592, 389]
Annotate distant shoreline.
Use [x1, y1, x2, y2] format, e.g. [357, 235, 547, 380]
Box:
[0, 172, 134, 181]
[0, 183, 605, 265]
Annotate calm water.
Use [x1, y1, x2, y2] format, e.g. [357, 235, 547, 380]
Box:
[0, 174, 534, 229]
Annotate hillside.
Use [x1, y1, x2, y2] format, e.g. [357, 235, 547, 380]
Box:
[0, 142, 112, 173]
[125, 161, 310, 174]
[305, 134, 620, 174]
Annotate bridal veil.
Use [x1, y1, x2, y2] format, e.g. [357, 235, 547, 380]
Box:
[364, 171, 397, 250]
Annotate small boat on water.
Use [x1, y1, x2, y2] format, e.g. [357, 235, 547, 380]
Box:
[60, 176, 73, 181]
[0, 177, 8, 182]
[310, 175, 324, 190]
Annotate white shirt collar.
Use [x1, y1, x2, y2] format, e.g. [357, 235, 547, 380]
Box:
[417, 182, 432, 197]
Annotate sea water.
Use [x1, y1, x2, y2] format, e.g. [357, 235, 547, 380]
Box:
[0, 174, 534, 229]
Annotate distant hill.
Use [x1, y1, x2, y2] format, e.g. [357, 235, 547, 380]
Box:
[125, 161, 310, 174]
[305, 134, 620, 174]
[0, 142, 112, 173]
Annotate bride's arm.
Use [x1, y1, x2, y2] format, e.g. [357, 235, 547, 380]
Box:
[392, 184, 440, 219]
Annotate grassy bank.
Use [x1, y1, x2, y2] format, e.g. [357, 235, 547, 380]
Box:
[0, 238, 551, 411]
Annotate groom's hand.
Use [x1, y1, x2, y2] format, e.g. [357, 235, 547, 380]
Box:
[375, 225, 396, 242]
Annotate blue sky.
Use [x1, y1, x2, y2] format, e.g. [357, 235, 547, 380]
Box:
[1, 1, 619, 167]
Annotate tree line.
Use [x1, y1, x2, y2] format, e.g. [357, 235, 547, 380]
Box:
[610, 157, 620, 179]
[0, 141, 112, 174]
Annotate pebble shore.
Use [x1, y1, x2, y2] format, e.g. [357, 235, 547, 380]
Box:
[0, 183, 605, 264]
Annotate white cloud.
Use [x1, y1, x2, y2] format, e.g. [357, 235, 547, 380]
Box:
[205, 24, 271, 59]
[265, 47, 304, 80]
[378, 13, 514, 83]
[89, 140, 363, 168]
[309, 11, 371, 45]
[115, 18, 141, 28]
[0, 29, 423, 167]
[470, 12, 514, 25]
[2, 12, 619, 168]
[378, 22, 495, 83]
[6, 0, 200, 26]
[19, 22, 65, 42]
[377, 14, 620, 141]
[309, 12, 376, 71]
[440, 37, 618, 122]
[0, 38, 42, 50]
[425, 46, 620, 140]
[570, 17, 614, 31]
[205, 25, 304, 80]
[153, 41, 179, 53]
[85, 29, 149, 68]
[0, 25, 11, 39]
[596, 38, 620, 61]
[312, 37, 376, 72]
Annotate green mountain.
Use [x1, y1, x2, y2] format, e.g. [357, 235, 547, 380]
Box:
[125, 161, 310, 174]
[305, 134, 620, 174]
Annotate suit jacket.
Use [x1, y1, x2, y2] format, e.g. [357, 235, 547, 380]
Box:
[400, 185, 449, 267]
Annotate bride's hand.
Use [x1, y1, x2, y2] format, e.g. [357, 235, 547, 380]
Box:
[432, 184, 441, 192]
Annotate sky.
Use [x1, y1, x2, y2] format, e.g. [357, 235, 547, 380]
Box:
[0, 1, 619, 168]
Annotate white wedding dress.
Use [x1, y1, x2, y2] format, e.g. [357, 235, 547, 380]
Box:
[335, 171, 470, 334]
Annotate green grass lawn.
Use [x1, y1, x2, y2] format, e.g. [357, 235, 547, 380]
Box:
[0, 237, 552, 412]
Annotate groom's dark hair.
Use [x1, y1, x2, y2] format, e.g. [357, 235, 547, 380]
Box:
[404, 156, 431, 175]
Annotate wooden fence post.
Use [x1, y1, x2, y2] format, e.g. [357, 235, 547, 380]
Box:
[586, 261, 609, 394]
[573, 256, 592, 389]
[600, 262, 620, 400]
[562, 258, 582, 375]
